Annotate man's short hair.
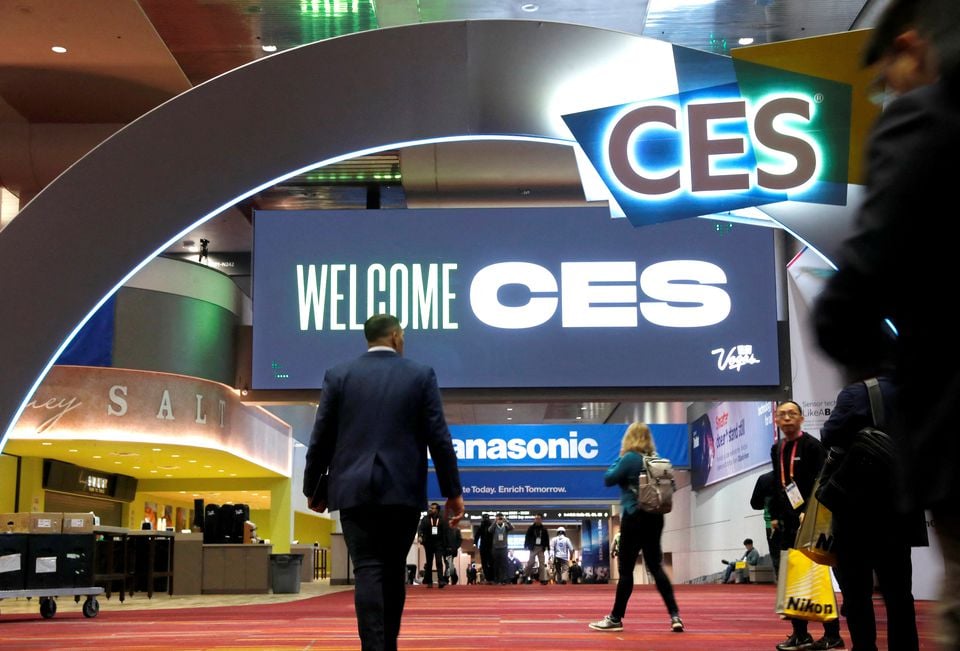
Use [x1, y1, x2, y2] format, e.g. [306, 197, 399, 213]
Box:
[557, 527, 565, 534]
[364, 314, 400, 343]
[777, 400, 802, 414]
[430, 502, 439, 509]
[863, 0, 920, 66]
[744, 538, 754, 545]
[495, 512, 503, 518]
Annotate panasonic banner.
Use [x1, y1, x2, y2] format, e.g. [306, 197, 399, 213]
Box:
[252, 207, 779, 389]
[427, 423, 687, 503]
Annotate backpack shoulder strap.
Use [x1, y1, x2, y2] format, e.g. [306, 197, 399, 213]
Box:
[863, 378, 885, 429]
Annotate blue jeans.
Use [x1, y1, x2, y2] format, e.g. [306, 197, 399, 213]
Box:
[340, 505, 419, 651]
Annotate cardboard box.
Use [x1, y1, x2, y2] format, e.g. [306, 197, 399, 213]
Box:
[28, 512, 63, 534]
[62, 513, 95, 534]
[0, 512, 30, 534]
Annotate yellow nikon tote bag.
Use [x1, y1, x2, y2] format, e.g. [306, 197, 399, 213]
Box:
[775, 549, 839, 622]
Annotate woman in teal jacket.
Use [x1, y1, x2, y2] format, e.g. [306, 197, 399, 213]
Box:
[589, 422, 683, 633]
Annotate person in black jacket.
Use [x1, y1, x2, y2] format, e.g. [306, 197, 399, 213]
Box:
[770, 401, 844, 651]
[522, 515, 550, 584]
[418, 503, 447, 588]
[750, 470, 782, 577]
[442, 523, 463, 585]
[821, 377, 923, 651]
[474, 514, 494, 584]
[488, 513, 514, 584]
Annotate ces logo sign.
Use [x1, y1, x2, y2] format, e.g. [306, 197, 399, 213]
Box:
[562, 54, 852, 227]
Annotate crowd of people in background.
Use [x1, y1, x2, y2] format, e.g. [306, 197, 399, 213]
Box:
[405, 508, 592, 587]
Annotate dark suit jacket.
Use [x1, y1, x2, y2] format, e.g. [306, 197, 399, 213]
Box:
[814, 79, 960, 509]
[820, 379, 927, 546]
[302, 350, 462, 511]
[820, 378, 896, 452]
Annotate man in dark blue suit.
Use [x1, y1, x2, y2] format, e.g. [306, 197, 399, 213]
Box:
[303, 314, 464, 651]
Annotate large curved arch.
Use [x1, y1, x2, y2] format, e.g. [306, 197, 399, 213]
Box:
[0, 20, 683, 447]
[0, 21, 847, 448]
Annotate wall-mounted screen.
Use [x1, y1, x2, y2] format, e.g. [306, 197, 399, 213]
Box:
[690, 401, 777, 490]
[252, 208, 779, 389]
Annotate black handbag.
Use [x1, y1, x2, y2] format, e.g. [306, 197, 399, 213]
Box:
[815, 379, 896, 514]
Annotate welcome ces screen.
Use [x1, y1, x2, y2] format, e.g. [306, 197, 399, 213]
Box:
[251, 207, 779, 390]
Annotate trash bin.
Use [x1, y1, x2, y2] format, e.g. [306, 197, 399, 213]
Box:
[270, 553, 303, 594]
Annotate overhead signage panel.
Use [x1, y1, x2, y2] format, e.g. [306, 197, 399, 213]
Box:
[252, 207, 779, 389]
[442, 424, 689, 469]
[428, 468, 621, 503]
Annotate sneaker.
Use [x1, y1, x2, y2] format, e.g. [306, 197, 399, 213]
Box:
[671, 615, 684, 632]
[588, 616, 623, 632]
[808, 636, 845, 650]
[776, 633, 814, 651]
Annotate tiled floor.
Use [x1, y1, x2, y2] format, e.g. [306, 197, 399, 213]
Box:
[0, 579, 351, 615]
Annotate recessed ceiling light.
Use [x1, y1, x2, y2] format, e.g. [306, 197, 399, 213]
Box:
[165, 474, 173, 477]
[132, 466, 141, 469]
[262, 44, 278, 53]
[507, 417, 513, 421]
[229, 473, 237, 477]
[150, 470, 158, 473]
[506, 407, 513, 411]
[114, 461, 122, 465]
[738, 37, 755, 46]
[92, 455, 102, 459]
[41, 442, 52, 446]
[203, 465, 212, 468]
[218, 469, 225, 473]
[521, 3, 539, 11]
[576, 416, 582, 420]
[171, 454, 180, 458]
[188, 459, 197, 463]
[581, 406, 588, 411]
[51, 45, 67, 54]
[68, 449, 78, 453]
[152, 448, 162, 452]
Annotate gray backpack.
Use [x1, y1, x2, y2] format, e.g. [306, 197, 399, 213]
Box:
[634, 455, 675, 514]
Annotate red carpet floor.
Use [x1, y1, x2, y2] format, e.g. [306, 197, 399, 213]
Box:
[0, 584, 941, 650]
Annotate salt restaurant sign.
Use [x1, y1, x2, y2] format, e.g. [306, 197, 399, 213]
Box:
[10, 366, 292, 476]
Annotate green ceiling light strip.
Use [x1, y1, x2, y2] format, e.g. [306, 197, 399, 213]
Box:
[299, 0, 378, 41]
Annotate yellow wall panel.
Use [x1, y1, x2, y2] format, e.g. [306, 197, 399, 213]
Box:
[733, 29, 881, 184]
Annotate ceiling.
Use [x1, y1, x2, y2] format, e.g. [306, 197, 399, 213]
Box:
[1, 0, 887, 250]
[0, 1, 891, 487]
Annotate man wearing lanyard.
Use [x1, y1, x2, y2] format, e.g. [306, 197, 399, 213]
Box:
[522, 514, 551, 585]
[418, 503, 447, 588]
[770, 401, 845, 651]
